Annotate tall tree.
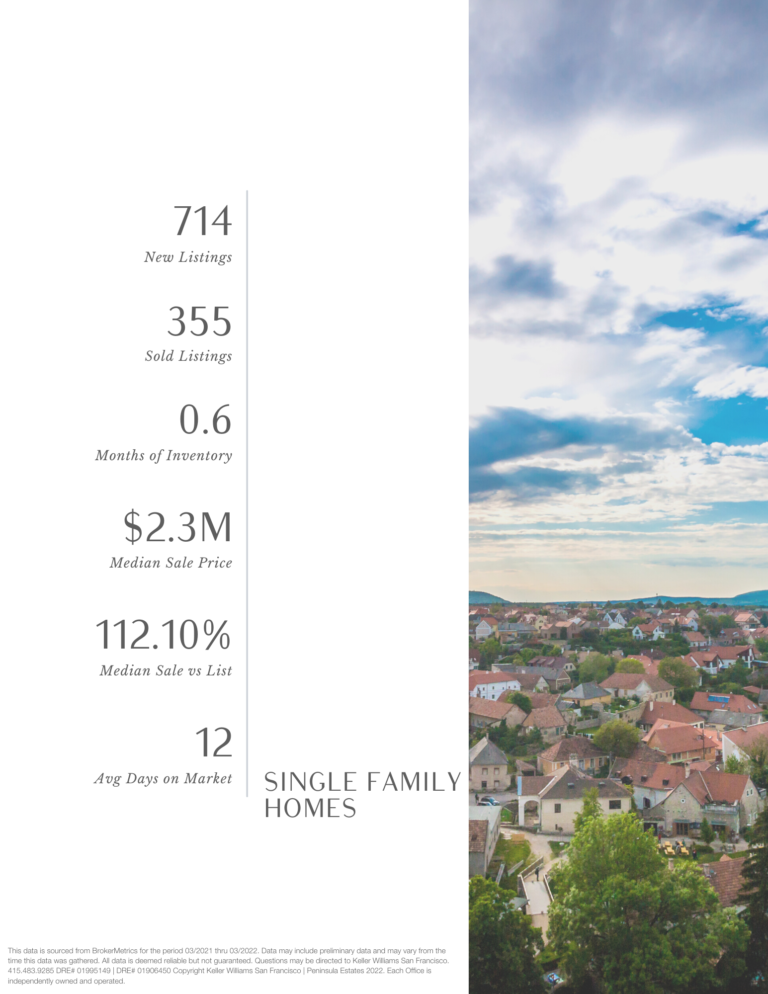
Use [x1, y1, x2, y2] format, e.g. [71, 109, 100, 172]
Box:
[547, 811, 749, 994]
[592, 720, 640, 759]
[469, 877, 544, 994]
[658, 656, 698, 690]
[740, 807, 768, 992]
[746, 738, 768, 791]
[615, 657, 644, 674]
[578, 652, 613, 685]
[510, 691, 532, 714]
[478, 637, 502, 670]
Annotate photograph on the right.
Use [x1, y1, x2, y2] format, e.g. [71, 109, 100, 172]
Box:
[468, 3, 768, 991]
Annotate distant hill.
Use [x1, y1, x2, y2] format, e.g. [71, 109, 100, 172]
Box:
[468, 589, 768, 607]
[469, 590, 512, 605]
[624, 590, 768, 607]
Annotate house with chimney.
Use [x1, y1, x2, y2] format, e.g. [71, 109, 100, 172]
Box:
[690, 691, 762, 727]
[599, 672, 674, 703]
[611, 758, 687, 811]
[559, 682, 612, 708]
[537, 736, 610, 775]
[637, 699, 704, 732]
[642, 768, 762, 837]
[722, 722, 768, 764]
[492, 663, 570, 693]
[521, 706, 568, 742]
[468, 697, 527, 732]
[515, 766, 632, 834]
[642, 720, 719, 765]
[701, 856, 749, 911]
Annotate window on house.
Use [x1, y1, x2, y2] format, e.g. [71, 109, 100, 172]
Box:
[482, 768, 488, 775]
[481, 781, 487, 788]
[609, 800, 621, 810]
[494, 768, 499, 775]
[554, 803, 561, 813]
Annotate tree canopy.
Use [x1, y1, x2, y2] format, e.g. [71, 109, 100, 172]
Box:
[469, 877, 544, 994]
[547, 807, 749, 994]
[615, 656, 645, 674]
[510, 691, 533, 714]
[740, 807, 768, 992]
[578, 652, 614, 685]
[658, 656, 698, 690]
[592, 720, 640, 758]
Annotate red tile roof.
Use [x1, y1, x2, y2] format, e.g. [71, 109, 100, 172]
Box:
[522, 706, 565, 730]
[639, 701, 701, 726]
[614, 759, 686, 790]
[701, 856, 747, 907]
[683, 769, 750, 805]
[469, 697, 521, 720]
[469, 671, 517, 690]
[691, 692, 760, 714]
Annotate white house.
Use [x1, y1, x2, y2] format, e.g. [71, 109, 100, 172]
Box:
[632, 623, 664, 640]
[474, 619, 494, 641]
[469, 671, 520, 700]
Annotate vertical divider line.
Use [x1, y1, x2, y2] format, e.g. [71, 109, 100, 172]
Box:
[245, 190, 249, 798]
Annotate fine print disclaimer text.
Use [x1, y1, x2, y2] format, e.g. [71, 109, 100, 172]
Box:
[6, 946, 451, 984]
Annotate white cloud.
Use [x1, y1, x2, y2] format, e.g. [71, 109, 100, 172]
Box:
[694, 364, 768, 400]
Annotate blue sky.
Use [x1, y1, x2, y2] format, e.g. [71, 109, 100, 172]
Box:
[469, 1, 768, 601]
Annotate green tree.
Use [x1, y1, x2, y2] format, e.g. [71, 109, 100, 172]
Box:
[658, 656, 698, 690]
[701, 614, 724, 637]
[746, 738, 768, 791]
[740, 807, 768, 992]
[478, 637, 502, 670]
[755, 637, 768, 658]
[468, 877, 544, 994]
[724, 755, 748, 775]
[761, 612, 768, 627]
[615, 657, 645, 674]
[700, 817, 715, 845]
[510, 691, 532, 714]
[547, 810, 749, 994]
[729, 660, 750, 687]
[574, 786, 602, 832]
[578, 652, 613, 685]
[592, 720, 640, 759]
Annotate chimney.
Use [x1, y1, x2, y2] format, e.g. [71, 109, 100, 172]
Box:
[650, 701, 654, 711]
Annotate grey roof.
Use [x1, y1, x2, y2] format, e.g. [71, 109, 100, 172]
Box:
[561, 682, 606, 700]
[543, 770, 630, 801]
[495, 664, 565, 681]
[469, 738, 508, 767]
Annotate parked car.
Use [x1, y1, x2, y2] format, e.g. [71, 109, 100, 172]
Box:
[476, 800, 494, 806]
[480, 796, 500, 805]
